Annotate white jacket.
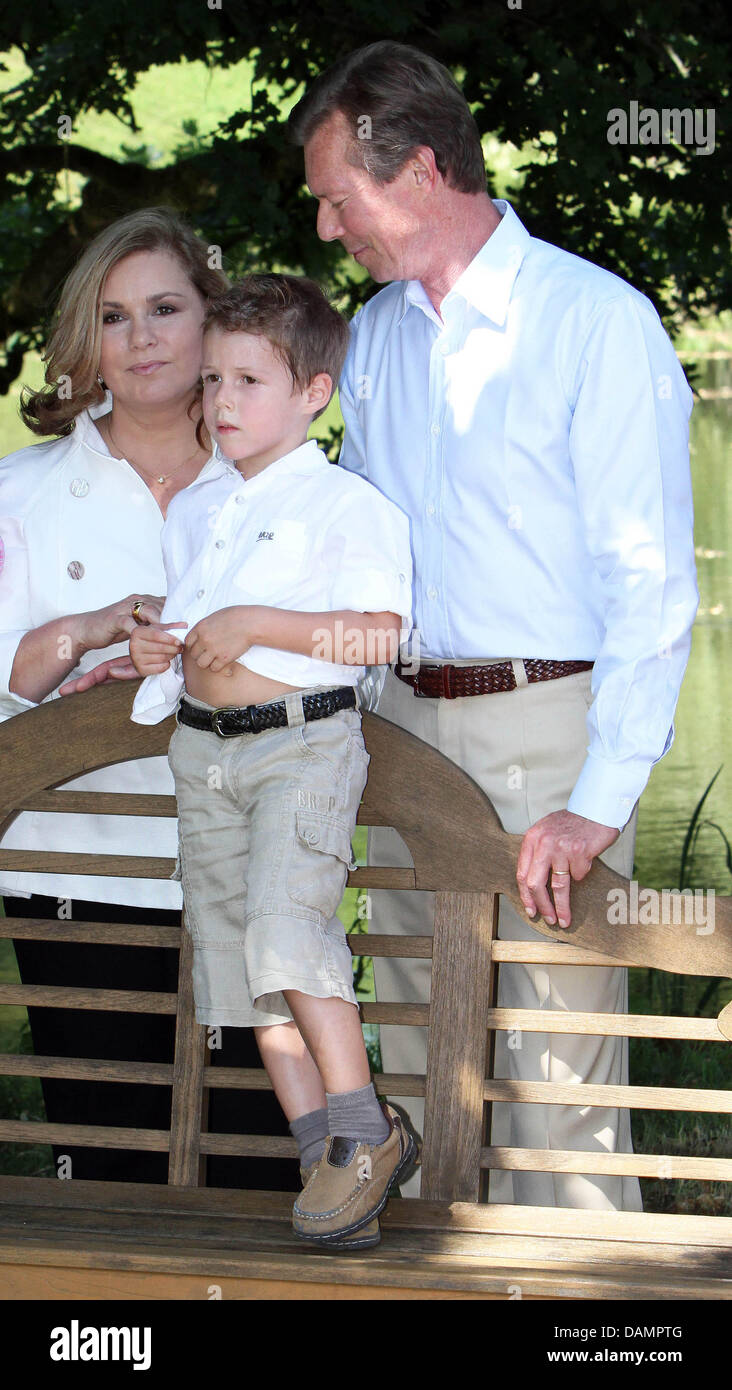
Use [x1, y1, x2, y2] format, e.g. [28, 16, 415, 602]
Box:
[0, 398, 217, 906]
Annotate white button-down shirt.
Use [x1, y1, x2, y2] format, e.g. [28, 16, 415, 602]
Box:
[0, 400, 220, 906]
[339, 199, 698, 828]
[132, 439, 412, 724]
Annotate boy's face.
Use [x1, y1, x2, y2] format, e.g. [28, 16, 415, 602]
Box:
[201, 327, 324, 479]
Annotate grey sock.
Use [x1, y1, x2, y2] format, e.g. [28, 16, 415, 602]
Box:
[326, 1082, 390, 1146]
[289, 1107, 329, 1170]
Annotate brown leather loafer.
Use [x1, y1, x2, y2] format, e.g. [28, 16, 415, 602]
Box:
[292, 1104, 415, 1246]
[298, 1157, 380, 1250]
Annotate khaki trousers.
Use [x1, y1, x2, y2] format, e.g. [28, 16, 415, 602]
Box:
[368, 662, 642, 1211]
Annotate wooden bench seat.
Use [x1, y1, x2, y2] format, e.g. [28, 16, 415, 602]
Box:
[2, 1178, 730, 1301]
[0, 681, 730, 1300]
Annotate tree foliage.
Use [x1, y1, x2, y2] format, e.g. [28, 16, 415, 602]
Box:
[0, 0, 730, 391]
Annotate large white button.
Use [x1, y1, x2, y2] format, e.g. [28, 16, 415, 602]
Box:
[67, 561, 85, 580]
[427, 585, 438, 600]
[70, 478, 89, 498]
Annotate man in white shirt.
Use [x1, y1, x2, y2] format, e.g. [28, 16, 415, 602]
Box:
[291, 41, 699, 1208]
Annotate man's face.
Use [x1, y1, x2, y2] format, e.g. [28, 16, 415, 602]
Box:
[304, 111, 430, 284]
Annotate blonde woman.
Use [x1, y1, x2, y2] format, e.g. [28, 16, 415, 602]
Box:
[0, 208, 294, 1188]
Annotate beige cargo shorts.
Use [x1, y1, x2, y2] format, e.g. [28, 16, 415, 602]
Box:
[167, 690, 369, 1028]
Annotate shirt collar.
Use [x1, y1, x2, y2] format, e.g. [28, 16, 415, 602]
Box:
[398, 199, 531, 329]
[214, 437, 328, 489]
[72, 393, 113, 457]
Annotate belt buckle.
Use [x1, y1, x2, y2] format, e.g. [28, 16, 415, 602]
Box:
[210, 707, 241, 738]
[411, 666, 430, 698]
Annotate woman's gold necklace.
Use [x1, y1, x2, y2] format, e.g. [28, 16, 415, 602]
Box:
[105, 418, 202, 486]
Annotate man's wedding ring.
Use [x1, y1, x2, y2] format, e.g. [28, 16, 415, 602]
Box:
[551, 869, 570, 876]
[132, 601, 145, 624]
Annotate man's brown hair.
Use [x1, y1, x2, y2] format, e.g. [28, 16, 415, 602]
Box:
[289, 41, 486, 195]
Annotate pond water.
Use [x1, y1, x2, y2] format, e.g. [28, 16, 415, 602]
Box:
[634, 355, 732, 896]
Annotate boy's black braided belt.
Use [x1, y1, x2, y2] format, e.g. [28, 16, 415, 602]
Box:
[394, 658, 594, 699]
[177, 687, 356, 738]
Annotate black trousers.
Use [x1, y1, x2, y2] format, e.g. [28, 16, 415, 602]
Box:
[7, 895, 297, 1190]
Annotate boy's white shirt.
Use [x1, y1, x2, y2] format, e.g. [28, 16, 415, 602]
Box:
[132, 439, 413, 724]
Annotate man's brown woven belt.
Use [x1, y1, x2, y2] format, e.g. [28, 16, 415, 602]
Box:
[394, 657, 594, 699]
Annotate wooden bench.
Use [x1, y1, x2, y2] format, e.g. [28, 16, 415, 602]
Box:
[0, 680, 730, 1300]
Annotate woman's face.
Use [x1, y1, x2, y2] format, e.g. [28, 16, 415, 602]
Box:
[98, 249, 207, 410]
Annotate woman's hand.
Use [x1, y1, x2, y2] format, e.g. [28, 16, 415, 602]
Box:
[130, 621, 188, 676]
[76, 594, 166, 651]
[59, 655, 139, 696]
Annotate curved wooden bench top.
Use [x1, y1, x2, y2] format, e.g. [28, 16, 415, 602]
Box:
[1, 679, 730, 1022]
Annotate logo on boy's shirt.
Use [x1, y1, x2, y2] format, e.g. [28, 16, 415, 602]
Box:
[297, 789, 336, 814]
[256, 530, 274, 542]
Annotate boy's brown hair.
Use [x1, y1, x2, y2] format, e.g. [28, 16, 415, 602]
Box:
[202, 274, 349, 420]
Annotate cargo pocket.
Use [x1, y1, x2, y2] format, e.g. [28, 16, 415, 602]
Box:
[287, 809, 357, 919]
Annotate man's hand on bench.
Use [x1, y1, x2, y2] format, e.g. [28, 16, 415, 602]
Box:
[516, 811, 619, 929]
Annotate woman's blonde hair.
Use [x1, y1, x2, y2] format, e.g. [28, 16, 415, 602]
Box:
[21, 207, 230, 436]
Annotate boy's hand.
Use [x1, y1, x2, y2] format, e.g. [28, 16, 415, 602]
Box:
[130, 621, 188, 676]
[185, 606, 255, 674]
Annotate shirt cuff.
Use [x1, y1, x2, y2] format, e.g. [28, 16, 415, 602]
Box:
[131, 665, 183, 724]
[335, 570, 412, 625]
[567, 732, 674, 830]
[0, 629, 39, 716]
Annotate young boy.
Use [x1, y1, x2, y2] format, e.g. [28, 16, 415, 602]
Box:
[130, 274, 415, 1248]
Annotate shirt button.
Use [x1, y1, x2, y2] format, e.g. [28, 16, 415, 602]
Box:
[196, 589, 205, 599]
[439, 342, 450, 356]
[235, 495, 245, 504]
[67, 561, 85, 580]
[398, 572, 407, 582]
[70, 478, 90, 498]
[215, 540, 225, 549]
[427, 585, 438, 600]
[430, 424, 440, 436]
[426, 502, 436, 516]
